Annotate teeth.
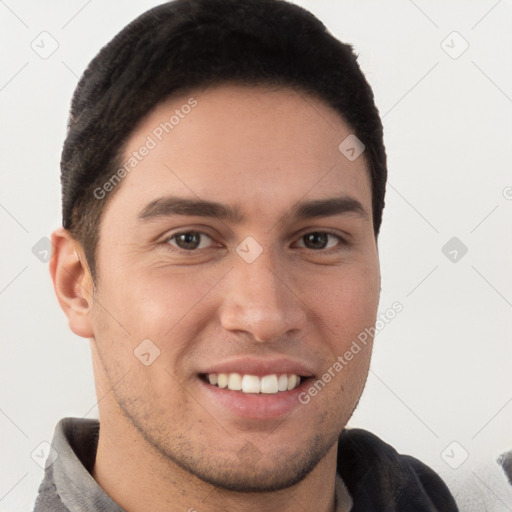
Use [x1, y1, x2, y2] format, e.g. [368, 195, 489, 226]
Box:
[287, 374, 299, 391]
[260, 375, 278, 394]
[206, 373, 302, 394]
[242, 374, 261, 393]
[228, 373, 242, 391]
[217, 373, 228, 388]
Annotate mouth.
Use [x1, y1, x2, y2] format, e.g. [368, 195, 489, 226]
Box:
[200, 372, 302, 394]
[196, 357, 315, 419]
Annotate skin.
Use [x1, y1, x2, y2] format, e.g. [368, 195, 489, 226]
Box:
[50, 84, 381, 512]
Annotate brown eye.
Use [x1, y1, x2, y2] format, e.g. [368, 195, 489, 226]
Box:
[168, 231, 212, 250]
[297, 232, 341, 250]
[303, 233, 328, 249]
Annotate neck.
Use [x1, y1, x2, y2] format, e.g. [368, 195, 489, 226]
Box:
[92, 409, 346, 512]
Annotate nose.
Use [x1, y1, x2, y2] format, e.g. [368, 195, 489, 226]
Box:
[219, 252, 307, 343]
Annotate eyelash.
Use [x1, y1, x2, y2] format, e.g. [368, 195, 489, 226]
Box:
[163, 230, 348, 253]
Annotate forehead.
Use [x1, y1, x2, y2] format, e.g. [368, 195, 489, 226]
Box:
[103, 84, 371, 223]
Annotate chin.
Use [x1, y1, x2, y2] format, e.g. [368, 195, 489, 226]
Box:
[169, 431, 338, 493]
[185, 453, 320, 493]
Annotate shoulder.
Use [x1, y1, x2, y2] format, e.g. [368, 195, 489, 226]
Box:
[337, 428, 459, 511]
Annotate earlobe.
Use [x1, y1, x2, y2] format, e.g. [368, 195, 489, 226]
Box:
[49, 227, 95, 339]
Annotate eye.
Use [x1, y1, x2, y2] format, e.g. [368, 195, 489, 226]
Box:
[296, 232, 343, 250]
[166, 231, 214, 251]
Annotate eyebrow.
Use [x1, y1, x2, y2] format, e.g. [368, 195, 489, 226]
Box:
[291, 196, 368, 221]
[138, 196, 245, 223]
[137, 195, 368, 223]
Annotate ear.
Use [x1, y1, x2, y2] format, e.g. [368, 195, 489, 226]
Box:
[49, 227, 95, 338]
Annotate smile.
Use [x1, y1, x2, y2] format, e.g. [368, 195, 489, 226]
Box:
[203, 373, 301, 394]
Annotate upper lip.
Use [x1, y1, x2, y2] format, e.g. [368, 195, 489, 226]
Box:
[199, 357, 315, 378]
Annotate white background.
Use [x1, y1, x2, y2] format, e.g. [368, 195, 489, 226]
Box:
[1, 1, 511, 510]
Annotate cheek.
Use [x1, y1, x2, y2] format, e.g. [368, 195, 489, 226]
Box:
[94, 264, 223, 354]
[305, 262, 380, 344]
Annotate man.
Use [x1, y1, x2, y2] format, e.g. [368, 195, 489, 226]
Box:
[34, 0, 459, 510]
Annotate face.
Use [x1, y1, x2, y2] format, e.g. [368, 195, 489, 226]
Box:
[88, 84, 380, 491]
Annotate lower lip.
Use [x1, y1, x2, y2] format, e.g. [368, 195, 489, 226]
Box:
[198, 377, 312, 420]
